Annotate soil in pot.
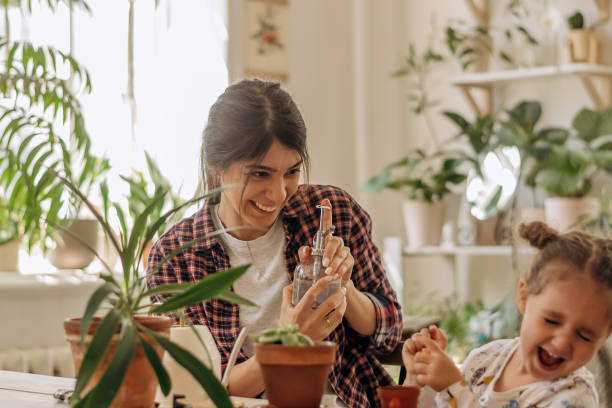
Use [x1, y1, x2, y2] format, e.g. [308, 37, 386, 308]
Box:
[254, 341, 337, 408]
[64, 315, 173, 408]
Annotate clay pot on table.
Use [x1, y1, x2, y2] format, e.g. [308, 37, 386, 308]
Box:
[378, 385, 420, 408]
[254, 341, 337, 408]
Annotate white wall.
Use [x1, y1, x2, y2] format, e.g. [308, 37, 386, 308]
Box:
[227, 0, 612, 309]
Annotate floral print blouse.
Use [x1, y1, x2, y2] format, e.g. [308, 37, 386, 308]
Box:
[433, 338, 598, 408]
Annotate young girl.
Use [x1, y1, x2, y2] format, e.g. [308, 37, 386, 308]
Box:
[402, 221, 612, 407]
[147, 79, 402, 408]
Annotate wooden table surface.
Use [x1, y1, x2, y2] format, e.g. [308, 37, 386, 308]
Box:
[0, 370, 264, 407]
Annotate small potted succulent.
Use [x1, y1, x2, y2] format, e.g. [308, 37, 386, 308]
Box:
[363, 149, 466, 247]
[251, 323, 337, 408]
[566, 10, 601, 63]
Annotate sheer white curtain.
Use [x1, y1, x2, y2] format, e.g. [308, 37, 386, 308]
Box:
[19, 0, 228, 202]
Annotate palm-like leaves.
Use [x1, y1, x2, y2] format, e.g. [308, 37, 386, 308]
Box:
[52, 172, 255, 407]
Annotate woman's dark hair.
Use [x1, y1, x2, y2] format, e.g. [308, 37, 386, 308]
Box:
[201, 78, 310, 203]
[519, 221, 612, 294]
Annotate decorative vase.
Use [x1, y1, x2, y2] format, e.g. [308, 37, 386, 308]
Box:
[402, 200, 445, 248]
[544, 197, 599, 232]
[377, 385, 420, 408]
[155, 325, 222, 407]
[254, 341, 337, 408]
[48, 219, 99, 270]
[64, 315, 173, 408]
[0, 239, 19, 272]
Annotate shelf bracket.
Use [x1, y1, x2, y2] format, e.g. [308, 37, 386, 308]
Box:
[465, 0, 489, 28]
[594, 0, 610, 21]
[457, 84, 492, 117]
[578, 73, 612, 108]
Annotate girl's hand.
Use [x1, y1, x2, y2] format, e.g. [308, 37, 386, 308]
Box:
[401, 338, 420, 386]
[297, 199, 354, 289]
[279, 277, 347, 342]
[411, 336, 463, 392]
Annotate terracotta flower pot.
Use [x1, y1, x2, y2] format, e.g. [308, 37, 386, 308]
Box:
[377, 385, 420, 408]
[64, 315, 173, 408]
[254, 341, 337, 408]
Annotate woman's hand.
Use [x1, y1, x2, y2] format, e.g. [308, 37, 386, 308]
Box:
[279, 277, 347, 342]
[297, 199, 354, 288]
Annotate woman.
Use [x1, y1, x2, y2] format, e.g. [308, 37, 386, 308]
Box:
[147, 79, 402, 407]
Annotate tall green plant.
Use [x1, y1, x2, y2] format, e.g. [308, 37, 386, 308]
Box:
[0, 0, 108, 252]
[48, 172, 255, 408]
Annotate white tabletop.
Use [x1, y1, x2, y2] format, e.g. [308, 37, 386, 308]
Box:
[0, 370, 265, 408]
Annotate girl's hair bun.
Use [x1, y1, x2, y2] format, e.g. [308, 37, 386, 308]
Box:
[519, 221, 558, 249]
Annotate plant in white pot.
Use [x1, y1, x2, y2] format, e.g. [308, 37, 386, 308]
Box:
[363, 149, 466, 248]
[0, 2, 110, 269]
[535, 107, 612, 231]
[496, 100, 569, 225]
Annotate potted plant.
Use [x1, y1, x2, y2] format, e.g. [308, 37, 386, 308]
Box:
[566, 10, 601, 63]
[251, 323, 336, 408]
[496, 100, 569, 225]
[363, 149, 466, 247]
[0, 3, 109, 269]
[534, 107, 612, 231]
[52, 171, 255, 407]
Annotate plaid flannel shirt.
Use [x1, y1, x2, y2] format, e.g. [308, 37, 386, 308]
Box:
[147, 184, 402, 408]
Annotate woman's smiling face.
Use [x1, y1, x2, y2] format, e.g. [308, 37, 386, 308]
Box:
[216, 139, 302, 240]
[515, 262, 612, 383]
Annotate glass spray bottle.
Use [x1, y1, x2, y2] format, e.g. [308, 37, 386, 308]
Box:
[292, 204, 341, 308]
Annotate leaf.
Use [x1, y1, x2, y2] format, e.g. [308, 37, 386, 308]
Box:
[143, 327, 234, 408]
[72, 309, 121, 403]
[80, 319, 138, 408]
[139, 334, 171, 396]
[79, 283, 116, 343]
[152, 265, 250, 314]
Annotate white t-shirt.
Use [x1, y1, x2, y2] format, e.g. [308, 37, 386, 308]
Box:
[212, 206, 289, 357]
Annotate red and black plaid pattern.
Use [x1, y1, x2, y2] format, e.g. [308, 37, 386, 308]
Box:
[147, 184, 402, 408]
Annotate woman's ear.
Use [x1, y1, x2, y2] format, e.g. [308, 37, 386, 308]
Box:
[516, 279, 529, 315]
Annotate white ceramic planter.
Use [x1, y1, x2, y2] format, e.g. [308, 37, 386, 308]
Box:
[402, 200, 445, 248]
[0, 239, 19, 272]
[47, 219, 99, 270]
[544, 197, 599, 232]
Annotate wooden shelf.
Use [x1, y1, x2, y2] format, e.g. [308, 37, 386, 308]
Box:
[403, 245, 535, 257]
[451, 64, 612, 116]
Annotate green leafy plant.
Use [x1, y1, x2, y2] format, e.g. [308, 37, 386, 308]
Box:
[442, 111, 495, 172]
[567, 11, 585, 29]
[121, 151, 197, 239]
[0, 0, 109, 253]
[534, 107, 612, 197]
[250, 323, 314, 346]
[47, 172, 256, 408]
[496, 100, 569, 202]
[363, 149, 466, 203]
[444, 21, 492, 71]
[392, 43, 444, 148]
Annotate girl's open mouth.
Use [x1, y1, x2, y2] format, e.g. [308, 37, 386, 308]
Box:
[538, 347, 564, 370]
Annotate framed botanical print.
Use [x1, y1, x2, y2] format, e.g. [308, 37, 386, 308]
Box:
[244, 0, 289, 82]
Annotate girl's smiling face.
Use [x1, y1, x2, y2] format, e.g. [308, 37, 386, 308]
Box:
[515, 262, 612, 383]
[216, 139, 302, 240]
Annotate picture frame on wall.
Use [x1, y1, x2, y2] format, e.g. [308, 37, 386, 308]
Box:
[244, 0, 289, 82]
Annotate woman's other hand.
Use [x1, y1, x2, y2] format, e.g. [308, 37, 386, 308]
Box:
[279, 277, 347, 341]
